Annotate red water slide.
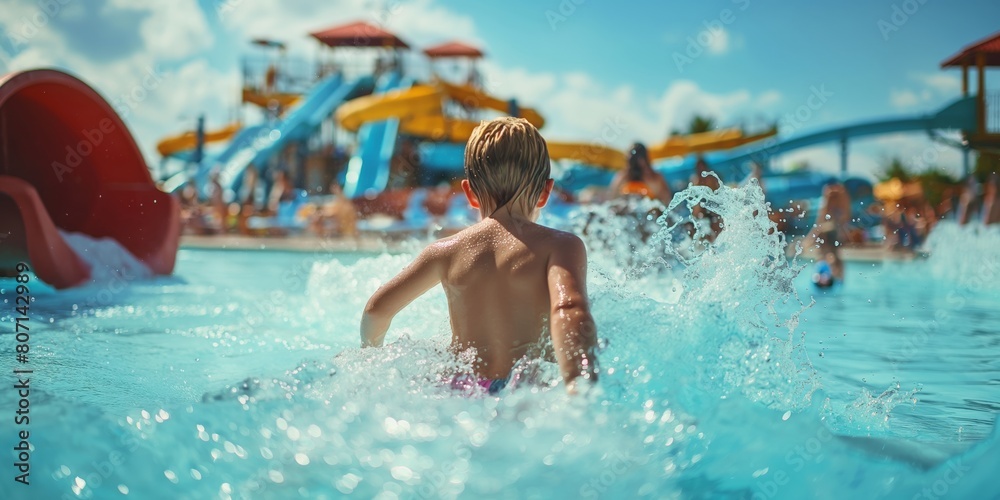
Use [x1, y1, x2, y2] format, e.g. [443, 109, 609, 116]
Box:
[0, 69, 179, 289]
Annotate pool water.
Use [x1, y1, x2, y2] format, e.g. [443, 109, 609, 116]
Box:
[2, 184, 999, 499]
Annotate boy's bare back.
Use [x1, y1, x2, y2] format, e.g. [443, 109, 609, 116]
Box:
[360, 116, 598, 391]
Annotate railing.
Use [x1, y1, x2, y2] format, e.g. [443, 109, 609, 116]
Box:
[988, 90, 1000, 134]
[241, 56, 317, 95]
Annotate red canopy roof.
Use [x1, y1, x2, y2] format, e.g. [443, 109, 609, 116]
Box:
[941, 30, 1000, 67]
[309, 21, 409, 49]
[423, 41, 484, 59]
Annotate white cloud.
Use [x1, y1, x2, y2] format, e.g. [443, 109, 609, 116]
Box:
[913, 72, 961, 95]
[756, 90, 782, 108]
[889, 72, 964, 110]
[217, 0, 477, 56]
[105, 0, 214, 60]
[890, 88, 921, 108]
[705, 27, 730, 55]
[478, 60, 782, 151]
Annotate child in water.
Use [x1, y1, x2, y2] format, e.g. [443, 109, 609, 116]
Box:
[360, 117, 599, 394]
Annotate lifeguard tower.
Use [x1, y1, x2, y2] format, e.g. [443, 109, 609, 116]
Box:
[941, 30, 1000, 152]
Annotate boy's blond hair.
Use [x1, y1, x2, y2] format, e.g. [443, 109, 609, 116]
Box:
[464, 116, 550, 213]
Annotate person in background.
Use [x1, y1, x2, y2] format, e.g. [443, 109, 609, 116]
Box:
[310, 183, 358, 238]
[177, 180, 209, 234]
[267, 170, 295, 214]
[690, 155, 723, 239]
[609, 142, 671, 205]
[809, 182, 852, 282]
[741, 162, 766, 194]
[692, 155, 722, 191]
[982, 173, 1000, 225]
[207, 170, 227, 232]
[957, 175, 981, 225]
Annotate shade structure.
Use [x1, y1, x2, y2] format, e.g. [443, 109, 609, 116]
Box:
[423, 41, 484, 59]
[310, 21, 409, 49]
[941, 30, 1000, 67]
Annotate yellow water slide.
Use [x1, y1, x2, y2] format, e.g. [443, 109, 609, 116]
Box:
[545, 127, 777, 171]
[337, 81, 630, 168]
[156, 122, 243, 157]
[336, 80, 776, 170]
[648, 127, 778, 160]
[546, 142, 627, 170]
[336, 81, 545, 143]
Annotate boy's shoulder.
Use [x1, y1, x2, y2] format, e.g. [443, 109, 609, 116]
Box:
[543, 226, 587, 256]
[534, 224, 582, 243]
[520, 223, 587, 261]
[426, 220, 585, 257]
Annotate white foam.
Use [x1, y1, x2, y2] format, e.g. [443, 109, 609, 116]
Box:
[59, 230, 153, 284]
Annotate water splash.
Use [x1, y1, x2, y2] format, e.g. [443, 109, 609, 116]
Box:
[59, 230, 153, 283]
[13, 183, 996, 498]
[924, 221, 1000, 290]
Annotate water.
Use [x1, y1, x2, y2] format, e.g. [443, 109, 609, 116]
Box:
[1, 184, 999, 499]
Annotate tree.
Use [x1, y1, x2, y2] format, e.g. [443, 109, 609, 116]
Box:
[915, 167, 960, 209]
[687, 114, 715, 134]
[877, 157, 912, 182]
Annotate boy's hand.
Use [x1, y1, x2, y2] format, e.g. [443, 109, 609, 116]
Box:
[359, 245, 444, 349]
[360, 313, 386, 348]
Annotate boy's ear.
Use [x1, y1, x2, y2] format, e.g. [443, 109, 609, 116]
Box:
[536, 179, 555, 208]
[461, 179, 480, 209]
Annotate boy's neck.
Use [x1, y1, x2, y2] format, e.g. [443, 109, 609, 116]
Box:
[480, 204, 537, 223]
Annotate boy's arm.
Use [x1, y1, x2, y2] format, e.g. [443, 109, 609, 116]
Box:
[546, 234, 599, 393]
[361, 245, 445, 347]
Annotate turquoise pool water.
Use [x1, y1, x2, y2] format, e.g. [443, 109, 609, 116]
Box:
[2, 185, 999, 499]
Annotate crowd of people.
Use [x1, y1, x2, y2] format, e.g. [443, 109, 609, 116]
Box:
[174, 138, 999, 273]
[176, 168, 358, 238]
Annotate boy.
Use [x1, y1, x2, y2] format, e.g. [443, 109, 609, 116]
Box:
[360, 117, 598, 394]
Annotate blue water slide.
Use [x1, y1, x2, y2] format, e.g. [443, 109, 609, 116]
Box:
[418, 142, 465, 173]
[343, 72, 411, 199]
[709, 96, 977, 174]
[558, 97, 977, 196]
[186, 124, 270, 190]
[217, 74, 375, 192]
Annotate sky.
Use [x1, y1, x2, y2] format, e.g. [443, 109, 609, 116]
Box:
[1, 0, 997, 179]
